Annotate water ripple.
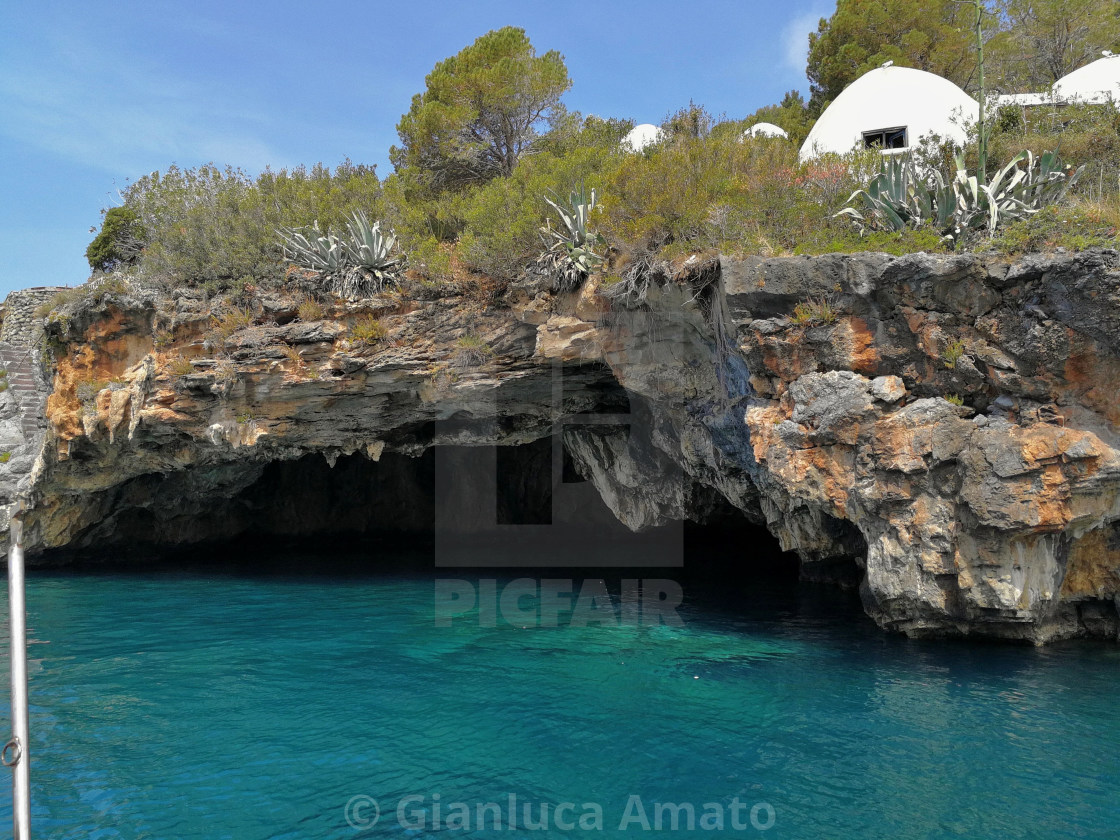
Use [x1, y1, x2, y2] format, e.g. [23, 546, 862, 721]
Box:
[1, 565, 1117, 838]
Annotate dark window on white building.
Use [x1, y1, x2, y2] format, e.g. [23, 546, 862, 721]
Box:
[862, 126, 908, 149]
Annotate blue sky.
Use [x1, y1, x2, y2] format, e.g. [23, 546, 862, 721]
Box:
[0, 0, 831, 295]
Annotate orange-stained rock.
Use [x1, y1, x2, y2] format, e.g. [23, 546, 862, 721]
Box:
[1060, 528, 1120, 600]
[8, 249, 1120, 645]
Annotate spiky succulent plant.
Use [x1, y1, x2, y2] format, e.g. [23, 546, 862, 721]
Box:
[276, 222, 348, 274]
[343, 210, 401, 277]
[538, 186, 606, 292]
[949, 150, 1085, 237]
[276, 211, 402, 298]
[837, 150, 1085, 242]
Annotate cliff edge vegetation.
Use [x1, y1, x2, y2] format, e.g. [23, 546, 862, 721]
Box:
[76, 25, 1119, 312]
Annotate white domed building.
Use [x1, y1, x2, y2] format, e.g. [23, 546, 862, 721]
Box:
[620, 123, 665, 153]
[799, 64, 979, 162]
[1053, 52, 1120, 104]
[741, 122, 788, 140]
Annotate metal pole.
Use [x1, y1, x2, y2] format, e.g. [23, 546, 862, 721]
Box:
[974, 0, 987, 183]
[6, 510, 31, 838]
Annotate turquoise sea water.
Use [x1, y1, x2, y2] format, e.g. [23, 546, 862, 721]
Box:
[3, 551, 1120, 839]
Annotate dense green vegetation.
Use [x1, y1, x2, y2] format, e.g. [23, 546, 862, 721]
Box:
[391, 26, 570, 190]
[85, 206, 145, 272]
[807, 0, 1120, 110]
[84, 16, 1120, 302]
[113, 160, 381, 294]
[807, 0, 981, 109]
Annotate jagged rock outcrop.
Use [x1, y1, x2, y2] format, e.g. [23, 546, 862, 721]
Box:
[726, 250, 1120, 641]
[3, 248, 1119, 643]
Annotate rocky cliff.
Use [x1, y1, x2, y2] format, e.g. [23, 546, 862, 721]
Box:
[3, 249, 1120, 643]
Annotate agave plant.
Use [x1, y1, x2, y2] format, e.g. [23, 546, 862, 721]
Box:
[949, 151, 1086, 238]
[1016, 150, 1085, 210]
[343, 210, 401, 278]
[835, 154, 955, 233]
[276, 211, 402, 298]
[538, 185, 607, 292]
[276, 221, 348, 274]
[837, 149, 1085, 242]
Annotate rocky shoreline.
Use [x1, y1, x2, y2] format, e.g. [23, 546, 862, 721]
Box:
[2, 248, 1118, 643]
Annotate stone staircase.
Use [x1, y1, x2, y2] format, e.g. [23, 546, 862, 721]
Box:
[0, 341, 49, 442]
[0, 288, 65, 532]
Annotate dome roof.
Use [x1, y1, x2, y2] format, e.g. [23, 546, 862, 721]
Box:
[742, 122, 788, 139]
[799, 65, 978, 162]
[1053, 53, 1120, 104]
[621, 123, 665, 152]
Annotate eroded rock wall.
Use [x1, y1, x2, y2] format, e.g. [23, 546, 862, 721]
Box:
[726, 251, 1120, 641]
[5, 249, 1120, 642]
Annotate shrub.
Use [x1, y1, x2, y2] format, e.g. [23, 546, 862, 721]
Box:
[75, 378, 108, 405]
[987, 103, 1120, 201]
[379, 169, 466, 251]
[453, 334, 494, 367]
[661, 100, 714, 142]
[297, 298, 324, 321]
[85, 206, 146, 272]
[596, 130, 858, 256]
[598, 133, 742, 247]
[168, 356, 195, 376]
[120, 164, 278, 286]
[97, 160, 383, 289]
[791, 297, 838, 325]
[992, 202, 1119, 254]
[257, 159, 382, 234]
[731, 89, 816, 147]
[87, 273, 130, 302]
[85, 89, 1119, 290]
[37, 275, 131, 318]
[943, 339, 966, 368]
[350, 316, 387, 346]
[793, 226, 950, 256]
[208, 306, 255, 342]
[212, 360, 238, 393]
[452, 141, 620, 280]
[281, 345, 305, 367]
[408, 236, 454, 281]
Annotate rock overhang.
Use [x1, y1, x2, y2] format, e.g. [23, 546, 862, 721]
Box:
[3, 248, 1120, 642]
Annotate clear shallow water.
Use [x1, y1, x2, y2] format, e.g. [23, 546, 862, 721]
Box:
[3, 554, 1119, 839]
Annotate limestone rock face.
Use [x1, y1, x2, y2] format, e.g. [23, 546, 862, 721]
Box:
[728, 249, 1120, 641]
[4, 248, 1120, 642]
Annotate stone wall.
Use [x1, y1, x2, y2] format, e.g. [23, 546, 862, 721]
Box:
[0, 287, 65, 349]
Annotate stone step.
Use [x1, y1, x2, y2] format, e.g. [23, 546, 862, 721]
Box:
[0, 339, 50, 452]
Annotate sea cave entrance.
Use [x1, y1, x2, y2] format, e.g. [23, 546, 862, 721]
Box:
[34, 435, 803, 589]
